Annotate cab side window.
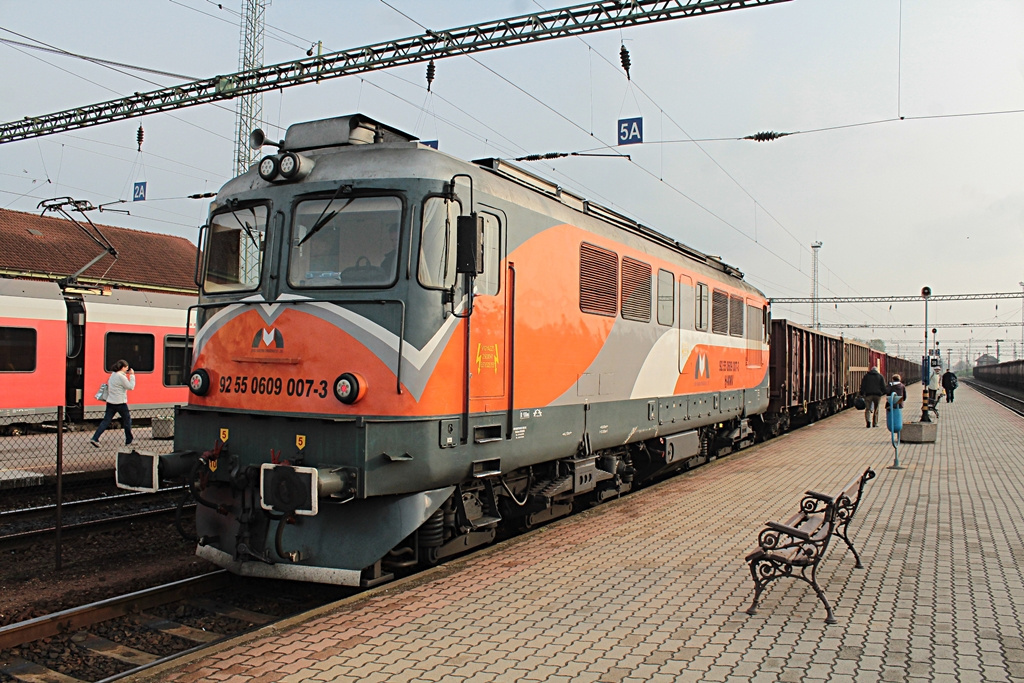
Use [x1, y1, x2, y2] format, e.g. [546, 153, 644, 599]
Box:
[418, 197, 461, 290]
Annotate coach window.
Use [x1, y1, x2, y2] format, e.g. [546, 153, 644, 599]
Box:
[204, 203, 269, 294]
[711, 289, 729, 335]
[657, 270, 674, 326]
[729, 295, 744, 337]
[579, 243, 618, 317]
[418, 197, 461, 289]
[105, 332, 154, 373]
[695, 283, 709, 331]
[290, 195, 402, 288]
[0, 327, 36, 372]
[163, 336, 193, 386]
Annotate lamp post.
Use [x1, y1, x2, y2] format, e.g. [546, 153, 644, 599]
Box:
[921, 286, 931, 423]
[1019, 281, 1023, 359]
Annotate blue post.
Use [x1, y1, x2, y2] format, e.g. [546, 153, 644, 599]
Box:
[886, 392, 903, 470]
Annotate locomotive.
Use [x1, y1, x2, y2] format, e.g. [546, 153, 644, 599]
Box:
[116, 114, 773, 586]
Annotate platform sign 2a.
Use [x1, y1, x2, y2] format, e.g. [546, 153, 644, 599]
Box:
[618, 117, 643, 145]
[133, 181, 147, 201]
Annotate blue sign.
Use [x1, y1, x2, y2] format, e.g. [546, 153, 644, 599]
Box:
[133, 182, 147, 201]
[618, 117, 643, 145]
[421, 140, 439, 149]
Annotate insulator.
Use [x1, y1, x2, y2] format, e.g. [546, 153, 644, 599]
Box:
[620, 45, 631, 80]
[136, 125, 144, 151]
[426, 59, 436, 92]
[747, 131, 786, 142]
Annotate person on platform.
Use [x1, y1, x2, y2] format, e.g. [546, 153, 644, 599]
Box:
[927, 366, 942, 414]
[859, 365, 888, 428]
[89, 360, 136, 447]
[887, 374, 906, 410]
[941, 369, 958, 403]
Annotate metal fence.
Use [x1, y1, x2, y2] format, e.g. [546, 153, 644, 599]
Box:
[1, 407, 179, 490]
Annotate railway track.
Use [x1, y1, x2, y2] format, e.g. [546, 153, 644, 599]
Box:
[0, 571, 354, 682]
[962, 379, 1024, 417]
[0, 488, 196, 549]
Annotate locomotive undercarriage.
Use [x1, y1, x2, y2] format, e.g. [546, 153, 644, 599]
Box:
[167, 414, 760, 586]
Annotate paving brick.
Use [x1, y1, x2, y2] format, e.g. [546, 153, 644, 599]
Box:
[141, 387, 1024, 683]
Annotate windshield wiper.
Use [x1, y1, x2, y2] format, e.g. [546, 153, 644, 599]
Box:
[296, 197, 353, 248]
[229, 209, 260, 249]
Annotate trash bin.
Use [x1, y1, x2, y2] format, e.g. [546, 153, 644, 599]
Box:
[151, 416, 174, 439]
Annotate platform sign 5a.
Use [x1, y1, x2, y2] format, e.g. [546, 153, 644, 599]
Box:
[618, 117, 643, 145]
[133, 181, 147, 201]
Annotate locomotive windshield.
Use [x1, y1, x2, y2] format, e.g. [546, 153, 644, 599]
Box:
[203, 204, 269, 294]
[288, 195, 402, 288]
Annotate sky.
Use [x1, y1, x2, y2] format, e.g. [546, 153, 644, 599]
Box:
[2, 0, 1023, 366]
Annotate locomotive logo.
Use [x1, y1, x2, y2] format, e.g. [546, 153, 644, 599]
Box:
[694, 352, 710, 379]
[253, 327, 284, 349]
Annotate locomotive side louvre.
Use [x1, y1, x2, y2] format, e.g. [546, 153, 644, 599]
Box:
[161, 114, 770, 585]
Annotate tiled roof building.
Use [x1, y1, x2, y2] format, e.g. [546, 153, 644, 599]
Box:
[0, 207, 197, 293]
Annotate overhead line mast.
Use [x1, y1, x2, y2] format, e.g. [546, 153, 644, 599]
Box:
[233, 0, 267, 176]
[0, 0, 790, 145]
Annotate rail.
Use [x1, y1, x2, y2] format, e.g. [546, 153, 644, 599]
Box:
[0, 572, 230, 650]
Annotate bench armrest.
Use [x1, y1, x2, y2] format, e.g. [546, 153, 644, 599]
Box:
[804, 490, 835, 504]
[766, 520, 811, 541]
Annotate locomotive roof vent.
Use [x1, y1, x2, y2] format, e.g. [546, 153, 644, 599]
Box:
[281, 114, 418, 152]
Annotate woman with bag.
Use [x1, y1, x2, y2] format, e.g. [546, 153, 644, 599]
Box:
[90, 360, 136, 447]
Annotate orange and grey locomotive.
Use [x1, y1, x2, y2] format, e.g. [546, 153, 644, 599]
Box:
[116, 114, 770, 585]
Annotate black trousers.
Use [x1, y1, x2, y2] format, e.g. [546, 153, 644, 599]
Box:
[92, 402, 133, 443]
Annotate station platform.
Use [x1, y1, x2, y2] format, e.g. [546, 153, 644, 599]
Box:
[141, 385, 1024, 683]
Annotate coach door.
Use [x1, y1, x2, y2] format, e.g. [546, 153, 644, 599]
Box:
[65, 298, 86, 422]
[468, 211, 509, 427]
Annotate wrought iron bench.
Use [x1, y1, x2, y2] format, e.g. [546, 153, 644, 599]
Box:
[808, 467, 876, 569]
[745, 467, 876, 624]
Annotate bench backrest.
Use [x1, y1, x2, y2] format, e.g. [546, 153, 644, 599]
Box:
[834, 467, 876, 527]
[756, 493, 840, 564]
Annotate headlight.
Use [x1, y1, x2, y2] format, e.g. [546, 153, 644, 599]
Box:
[189, 369, 211, 396]
[258, 156, 279, 181]
[278, 151, 313, 180]
[333, 372, 366, 404]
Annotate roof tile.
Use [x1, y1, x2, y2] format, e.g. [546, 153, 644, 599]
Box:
[0, 207, 197, 292]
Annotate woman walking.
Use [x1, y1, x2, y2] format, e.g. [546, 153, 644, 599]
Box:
[90, 360, 135, 447]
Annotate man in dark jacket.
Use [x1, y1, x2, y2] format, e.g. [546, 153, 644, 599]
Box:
[941, 369, 958, 403]
[860, 366, 888, 428]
